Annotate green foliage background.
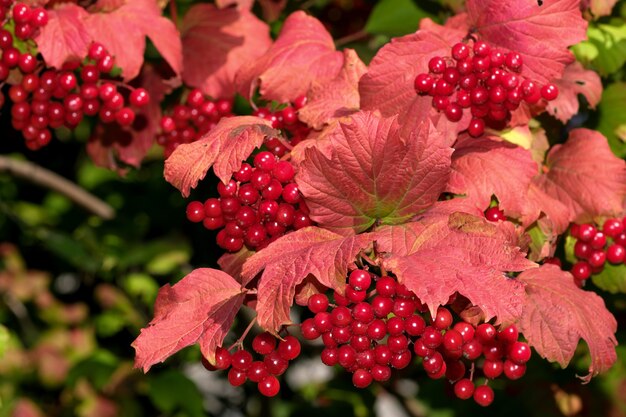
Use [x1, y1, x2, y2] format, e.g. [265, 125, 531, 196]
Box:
[1, 0, 625, 416]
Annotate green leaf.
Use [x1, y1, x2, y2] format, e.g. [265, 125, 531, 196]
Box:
[0, 325, 8, 358]
[597, 82, 626, 158]
[148, 370, 205, 417]
[592, 263, 626, 293]
[365, 0, 433, 37]
[67, 350, 119, 390]
[37, 229, 100, 273]
[564, 235, 577, 265]
[146, 248, 190, 275]
[526, 223, 549, 262]
[123, 273, 159, 306]
[573, 20, 626, 76]
[95, 311, 127, 337]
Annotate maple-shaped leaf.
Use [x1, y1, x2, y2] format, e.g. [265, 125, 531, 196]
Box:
[217, 247, 254, 283]
[546, 62, 602, 123]
[296, 111, 452, 235]
[164, 116, 278, 197]
[241, 227, 374, 331]
[377, 212, 535, 325]
[34, 3, 91, 69]
[517, 264, 617, 381]
[466, 0, 587, 84]
[235, 11, 344, 103]
[447, 134, 538, 218]
[359, 20, 469, 136]
[298, 49, 367, 129]
[87, 64, 171, 171]
[85, 0, 182, 80]
[535, 128, 626, 223]
[181, 4, 271, 99]
[133, 268, 245, 371]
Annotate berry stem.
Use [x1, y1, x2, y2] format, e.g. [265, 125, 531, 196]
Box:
[228, 317, 258, 351]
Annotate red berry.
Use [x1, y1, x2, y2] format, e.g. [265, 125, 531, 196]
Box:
[485, 206, 505, 222]
[308, 293, 329, 313]
[277, 335, 301, 360]
[352, 369, 373, 388]
[473, 385, 494, 407]
[454, 378, 475, 400]
[541, 83, 559, 101]
[252, 332, 276, 355]
[258, 375, 280, 397]
[227, 368, 247, 386]
[607, 244, 626, 264]
[468, 118, 485, 137]
[452, 42, 470, 60]
[508, 341, 531, 364]
[130, 88, 150, 107]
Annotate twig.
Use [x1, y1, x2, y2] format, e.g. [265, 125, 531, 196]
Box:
[0, 155, 115, 220]
[335, 30, 369, 48]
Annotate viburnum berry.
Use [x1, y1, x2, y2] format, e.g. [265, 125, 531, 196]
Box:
[473, 384, 495, 406]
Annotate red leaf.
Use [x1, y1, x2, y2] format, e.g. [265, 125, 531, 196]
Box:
[181, 4, 271, 99]
[235, 11, 344, 103]
[215, 0, 253, 8]
[377, 212, 535, 325]
[86, 64, 171, 171]
[466, 0, 587, 84]
[241, 227, 374, 331]
[359, 20, 468, 138]
[296, 111, 452, 234]
[517, 264, 617, 381]
[85, 0, 182, 80]
[536, 128, 626, 223]
[133, 268, 245, 371]
[217, 247, 254, 283]
[547, 62, 602, 123]
[447, 135, 538, 218]
[298, 49, 367, 129]
[164, 116, 278, 197]
[34, 3, 91, 68]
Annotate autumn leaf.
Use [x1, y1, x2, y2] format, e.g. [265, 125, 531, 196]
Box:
[133, 268, 245, 371]
[241, 227, 374, 332]
[447, 134, 538, 218]
[535, 128, 626, 223]
[164, 116, 278, 197]
[85, 0, 182, 80]
[298, 49, 367, 129]
[34, 3, 91, 69]
[517, 264, 617, 381]
[580, 0, 618, 19]
[359, 20, 468, 136]
[377, 212, 535, 325]
[466, 0, 587, 84]
[235, 11, 344, 103]
[296, 111, 452, 235]
[181, 4, 271, 99]
[217, 247, 255, 283]
[546, 62, 602, 123]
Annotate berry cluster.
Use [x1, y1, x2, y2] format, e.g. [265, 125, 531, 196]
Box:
[185, 153, 313, 252]
[158, 88, 233, 158]
[569, 218, 626, 285]
[201, 332, 301, 397]
[301, 269, 532, 406]
[414, 40, 559, 137]
[0, 1, 47, 43]
[252, 95, 311, 157]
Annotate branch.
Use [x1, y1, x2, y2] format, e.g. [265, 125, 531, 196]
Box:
[0, 156, 115, 220]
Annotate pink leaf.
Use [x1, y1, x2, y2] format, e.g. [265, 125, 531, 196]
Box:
[466, 0, 587, 84]
[377, 212, 535, 325]
[34, 3, 91, 68]
[241, 227, 374, 331]
[547, 62, 602, 123]
[536, 128, 626, 223]
[298, 49, 367, 129]
[181, 4, 271, 99]
[359, 20, 468, 138]
[296, 111, 452, 234]
[447, 135, 538, 217]
[581, 0, 618, 18]
[164, 116, 278, 197]
[235, 11, 344, 103]
[217, 247, 254, 283]
[133, 268, 245, 371]
[517, 264, 617, 381]
[85, 0, 182, 80]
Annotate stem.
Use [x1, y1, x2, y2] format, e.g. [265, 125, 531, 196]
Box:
[3, 294, 37, 345]
[228, 317, 257, 351]
[169, 0, 179, 27]
[0, 156, 115, 220]
[335, 30, 369, 48]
